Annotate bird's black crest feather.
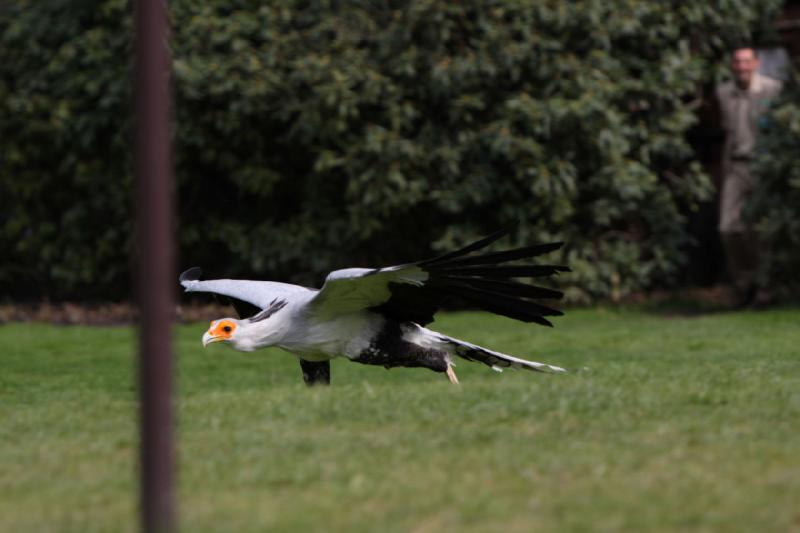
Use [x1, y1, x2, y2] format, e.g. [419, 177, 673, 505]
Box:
[248, 299, 288, 323]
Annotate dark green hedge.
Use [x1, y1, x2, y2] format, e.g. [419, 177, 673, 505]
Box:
[0, 0, 784, 301]
[750, 72, 800, 293]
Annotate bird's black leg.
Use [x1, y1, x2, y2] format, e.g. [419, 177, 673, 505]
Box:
[299, 359, 331, 386]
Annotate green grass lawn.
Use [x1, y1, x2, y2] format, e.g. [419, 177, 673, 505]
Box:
[1, 307, 799, 532]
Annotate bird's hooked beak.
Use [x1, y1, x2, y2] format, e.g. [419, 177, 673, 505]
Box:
[202, 319, 237, 347]
[202, 331, 223, 347]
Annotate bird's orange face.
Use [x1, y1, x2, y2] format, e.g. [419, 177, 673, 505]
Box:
[203, 319, 237, 346]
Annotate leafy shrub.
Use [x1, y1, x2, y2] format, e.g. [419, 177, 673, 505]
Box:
[0, 0, 784, 301]
[749, 72, 800, 294]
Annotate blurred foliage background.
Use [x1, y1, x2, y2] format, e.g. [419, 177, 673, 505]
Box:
[750, 73, 800, 293]
[0, 0, 793, 302]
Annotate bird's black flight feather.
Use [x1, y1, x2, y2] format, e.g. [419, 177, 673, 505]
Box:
[374, 226, 568, 326]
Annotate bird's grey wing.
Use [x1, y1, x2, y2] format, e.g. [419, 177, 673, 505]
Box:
[308, 226, 569, 326]
[179, 267, 313, 311]
[308, 264, 431, 320]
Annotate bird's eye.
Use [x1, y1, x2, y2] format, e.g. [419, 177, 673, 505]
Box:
[223, 325, 232, 333]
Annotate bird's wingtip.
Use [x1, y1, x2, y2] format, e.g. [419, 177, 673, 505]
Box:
[179, 267, 203, 285]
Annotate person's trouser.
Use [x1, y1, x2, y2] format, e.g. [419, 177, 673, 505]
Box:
[719, 160, 760, 294]
[720, 230, 759, 294]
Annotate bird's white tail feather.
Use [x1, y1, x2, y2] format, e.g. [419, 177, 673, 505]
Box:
[438, 334, 565, 373]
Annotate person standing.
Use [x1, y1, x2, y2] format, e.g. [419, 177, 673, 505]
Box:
[716, 46, 782, 306]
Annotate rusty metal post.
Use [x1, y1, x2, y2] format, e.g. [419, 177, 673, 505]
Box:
[135, 0, 175, 530]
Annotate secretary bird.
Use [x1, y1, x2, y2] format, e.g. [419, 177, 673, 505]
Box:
[180, 226, 568, 385]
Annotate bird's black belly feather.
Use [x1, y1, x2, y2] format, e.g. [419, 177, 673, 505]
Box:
[354, 320, 448, 373]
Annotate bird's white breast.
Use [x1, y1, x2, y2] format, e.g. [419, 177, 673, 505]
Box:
[274, 310, 384, 361]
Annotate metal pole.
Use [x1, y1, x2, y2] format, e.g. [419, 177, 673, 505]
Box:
[135, 0, 175, 530]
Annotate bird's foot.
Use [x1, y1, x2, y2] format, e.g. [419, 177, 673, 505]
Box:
[446, 365, 460, 385]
